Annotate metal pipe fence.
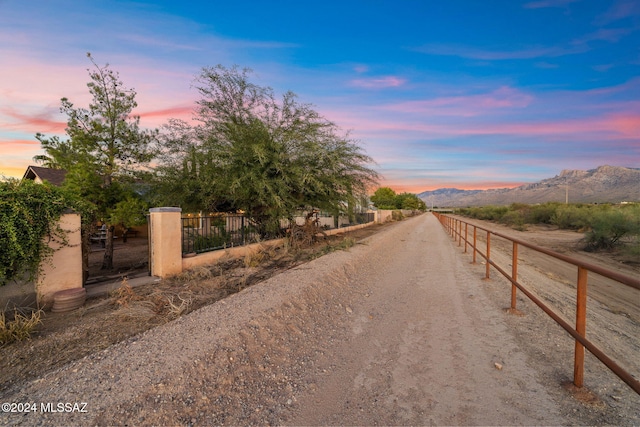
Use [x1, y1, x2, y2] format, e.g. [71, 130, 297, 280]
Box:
[433, 212, 640, 395]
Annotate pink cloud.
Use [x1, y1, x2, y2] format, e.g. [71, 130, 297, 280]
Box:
[379, 176, 526, 193]
[1, 139, 41, 148]
[381, 86, 533, 117]
[324, 95, 640, 145]
[459, 113, 640, 139]
[350, 76, 406, 89]
[1, 107, 66, 134]
[134, 105, 195, 126]
[605, 113, 640, 138]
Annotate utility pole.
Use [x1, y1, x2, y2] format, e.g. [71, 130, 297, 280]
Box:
[564, 185, 569, 204]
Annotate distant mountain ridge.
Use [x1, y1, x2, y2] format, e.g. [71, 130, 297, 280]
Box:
[418, 166, 640, 207]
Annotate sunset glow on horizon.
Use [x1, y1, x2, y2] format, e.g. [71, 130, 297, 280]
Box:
[1, 1, 638, 194]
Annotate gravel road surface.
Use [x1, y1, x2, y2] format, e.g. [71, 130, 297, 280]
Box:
[2, 213, 636, 425]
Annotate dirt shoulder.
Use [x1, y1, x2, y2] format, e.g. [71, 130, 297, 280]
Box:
[0, 223, 388, 396]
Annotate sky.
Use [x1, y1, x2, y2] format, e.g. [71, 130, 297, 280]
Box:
[0, 0, 638, 193]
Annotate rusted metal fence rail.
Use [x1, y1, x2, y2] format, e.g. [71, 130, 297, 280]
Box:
[433, 212, 640, 395]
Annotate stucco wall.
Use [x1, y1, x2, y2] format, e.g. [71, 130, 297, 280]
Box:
[37, 212, 83, 307]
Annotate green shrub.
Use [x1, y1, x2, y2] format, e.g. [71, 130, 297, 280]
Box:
[551, 205, 591, 230]
[193, 228, 230, 252]
[529, 203, 560, 224]
[499, 210, 527, 230]
[585, 207, 640, 250]
[470, 205, 509, 221]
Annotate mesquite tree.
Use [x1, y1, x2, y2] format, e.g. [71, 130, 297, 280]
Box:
[153, 65, 378, 236]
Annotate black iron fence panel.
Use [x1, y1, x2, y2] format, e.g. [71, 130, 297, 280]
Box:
[354, 212, 375, 225]
[182, 214, 260, 254]
[182, 211, 375, 255]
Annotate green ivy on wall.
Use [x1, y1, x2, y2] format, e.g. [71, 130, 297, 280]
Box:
[0, 179, 77, 286]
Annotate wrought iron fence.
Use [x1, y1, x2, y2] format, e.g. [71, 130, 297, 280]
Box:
[182, 211, 376, 255]
[182, 214, 260, 255]
[354, 212, 375, 225]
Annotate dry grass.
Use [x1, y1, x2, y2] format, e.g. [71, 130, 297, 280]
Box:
[165, 294, 193, 318]
[111, 277, 143, 307]
[175, 265, 215, 283]
[0, 309, 43, 345]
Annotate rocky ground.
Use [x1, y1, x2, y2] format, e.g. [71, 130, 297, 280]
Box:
[1, 214, 638, 425]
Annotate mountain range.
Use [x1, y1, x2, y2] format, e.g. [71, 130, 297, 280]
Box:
[418, 166, 640, 208]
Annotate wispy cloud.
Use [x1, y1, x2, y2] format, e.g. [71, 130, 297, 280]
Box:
[349, 76, 406, 89]
[380, 86, 533, 117]
[572, 27, 634, 45]
[117, 34, 202, 51]
[135, 105, 195, 124]
[1, 107, 66, 134]
[523, 0, 579, 9]
[353, 65, 369, 74]
[412, 43, 587, 60]
[595, 0, 640, 25]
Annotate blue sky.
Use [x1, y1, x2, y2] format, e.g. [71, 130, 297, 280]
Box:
[0, 0, 638, 192]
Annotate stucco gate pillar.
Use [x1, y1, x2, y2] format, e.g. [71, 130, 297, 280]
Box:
[149, 207, 183, 278]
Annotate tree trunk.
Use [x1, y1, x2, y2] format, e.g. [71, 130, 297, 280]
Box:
[101, 225, 115, 270]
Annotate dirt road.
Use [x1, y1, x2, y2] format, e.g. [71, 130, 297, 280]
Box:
[2, 214, 637, 425]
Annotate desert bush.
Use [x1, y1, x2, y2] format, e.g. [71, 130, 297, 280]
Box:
[461, 205, 509, 221]
[551, 205, 591, 230]
[584, 206, 640, 251]
[391, 210, 404, 221]
[499, 210, 527, 230]
[529, 203, 560, 224]
[0, 309, 43, 345]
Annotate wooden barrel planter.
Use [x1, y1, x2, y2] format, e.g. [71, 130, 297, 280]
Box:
[51, 288, 87, 313]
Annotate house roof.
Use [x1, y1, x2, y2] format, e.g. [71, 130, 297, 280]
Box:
[22, 165, 68, 186]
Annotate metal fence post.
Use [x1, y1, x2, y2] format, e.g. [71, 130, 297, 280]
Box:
[472, 226, 477, 264]
[574, 266, 588, 387]
[241, 216, 245, 245]
[464, 223, 468, 253]
[511, 242, 518, 310]
[485, 231, 491, 279]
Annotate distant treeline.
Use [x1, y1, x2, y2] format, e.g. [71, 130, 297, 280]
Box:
[455, 202, 640, 254]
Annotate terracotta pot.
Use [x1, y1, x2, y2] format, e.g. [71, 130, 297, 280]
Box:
[51, 288, 87, 313]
